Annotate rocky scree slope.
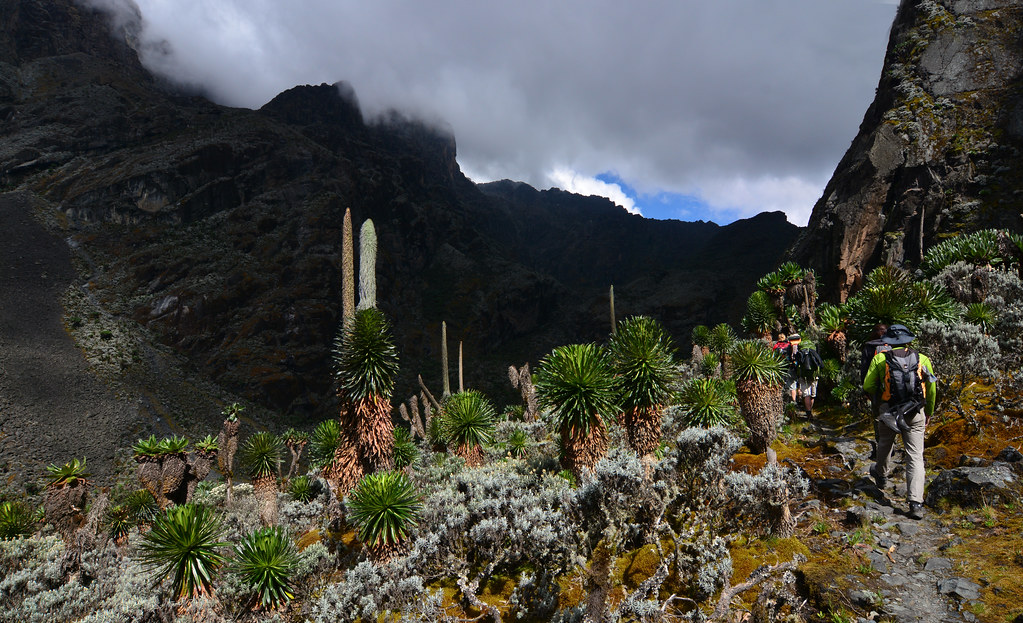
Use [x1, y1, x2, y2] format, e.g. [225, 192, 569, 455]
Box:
[789, 0, 1023, 302]
[0, 0, 797, 455]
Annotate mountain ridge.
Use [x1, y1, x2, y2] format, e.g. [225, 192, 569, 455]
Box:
[0, 0, 797, 473]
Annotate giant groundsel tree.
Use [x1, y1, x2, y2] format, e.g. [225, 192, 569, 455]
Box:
[608, 315, 679, 457]
[536, 343, 621, 478]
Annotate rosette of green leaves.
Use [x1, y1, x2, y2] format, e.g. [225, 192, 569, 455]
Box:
[741, 290, 777, 337]
[288, 475, 315, 502]
[965, 302, 997, 334]
[778, 261, 806, 284]
[45, 458, 90, 488]
[756, 271, 785, 293]
[608, 315, 679, 412]
[132, 435, 162, 459]
[442, 390, 497, 451]
[691, 324, 712, 349]
[730, 339, 786, 385]
[392, 427, 418, 470]
[699, 352, 720, 377]
[194, 435, 219, 453]
[158, 435, 189, 455]
[709, 323, 737, 360]
[535, 343, 621, 437]
[845, 265, 959, 341]
[232, 526, 299, 609]
[675, 377, 737, 428]
[506, 428, 529, 459]
[347, 471, 422, 548]
[309, 419, 342, 468]
[124, 489, 160, 525]
[137, 504, 229, 600]
[332, 307, 400, 402]
[240, 432, 283, 480]
[0, 501, 35, 539]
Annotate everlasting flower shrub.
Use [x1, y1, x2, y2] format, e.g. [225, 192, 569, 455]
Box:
[916, 318, 1000, 410]
[725, 461, 809, 537]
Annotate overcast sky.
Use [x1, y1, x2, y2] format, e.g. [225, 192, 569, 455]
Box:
[102, 0, 900, 225]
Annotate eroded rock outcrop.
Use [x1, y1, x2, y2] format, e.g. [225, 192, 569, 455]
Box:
[790, 0, 1023, 301]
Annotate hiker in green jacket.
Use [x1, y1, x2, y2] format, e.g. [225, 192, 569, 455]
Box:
[862, 324, 937, 520]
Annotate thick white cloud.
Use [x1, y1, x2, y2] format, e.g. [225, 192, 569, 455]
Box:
[546, 168, 640, 216]
[116, 0, 897, 225]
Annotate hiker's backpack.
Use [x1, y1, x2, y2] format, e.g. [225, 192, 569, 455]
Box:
[796, 348, 823, 375]
[882, 349, 925, 406]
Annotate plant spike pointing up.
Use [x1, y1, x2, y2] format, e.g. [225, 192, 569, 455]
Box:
[357, 219, 377, 310]
[441, 321, 451, 398]
[458, 340, 464, 393]
[342, 207, 355, 324]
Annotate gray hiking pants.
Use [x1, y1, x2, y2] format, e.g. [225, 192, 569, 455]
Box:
[874, 403, 926, 504]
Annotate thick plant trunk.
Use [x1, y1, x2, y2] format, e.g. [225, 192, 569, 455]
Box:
[561, 418, 609, 480]
[737, 379, 779, 454]
[136, 458, 167, 508]
[185, 452, 215, 504]
[218, 418, 240, 504]
[455, 443, 485, 468]
[323, 432, 363, 500]
[161, 453, 187, 502]
[354, 395, 394, 473]
[253, 475, 279, 527]
[625, 405, 662, 457]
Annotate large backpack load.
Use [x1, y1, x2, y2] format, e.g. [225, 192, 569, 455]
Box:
[795, 348, 823, 377]
[880, 348, 926, 431]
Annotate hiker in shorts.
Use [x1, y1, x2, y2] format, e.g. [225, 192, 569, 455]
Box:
[796, 347, 822, 416]
[862, 324, 937, 520]
[860, 323, 890, 458]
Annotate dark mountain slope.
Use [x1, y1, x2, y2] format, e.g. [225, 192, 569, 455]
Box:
[789, 0, 1023, 301]
[0, 0, 797, 462]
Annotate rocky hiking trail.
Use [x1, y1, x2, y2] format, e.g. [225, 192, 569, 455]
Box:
[793, 411, 1023, 623]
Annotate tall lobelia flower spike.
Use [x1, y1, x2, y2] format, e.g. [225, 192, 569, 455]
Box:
[342, 207, 355, 325]
[357, 219, 377, 310]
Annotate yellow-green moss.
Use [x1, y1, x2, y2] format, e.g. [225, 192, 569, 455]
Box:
[729, 535, 810, 583]
[943, 505, 1023, 623]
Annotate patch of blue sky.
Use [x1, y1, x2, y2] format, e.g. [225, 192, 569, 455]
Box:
[595, 172, 740, 225]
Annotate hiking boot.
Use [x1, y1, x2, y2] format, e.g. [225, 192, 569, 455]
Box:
[869, 464, 886, 489]
[907, 502, 925, 520]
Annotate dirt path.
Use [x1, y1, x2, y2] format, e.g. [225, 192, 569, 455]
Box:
[811, 419, 984, 623]
[0, 191, 138, 479]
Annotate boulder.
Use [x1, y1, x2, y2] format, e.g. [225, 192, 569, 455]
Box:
[936, 577, 981, 601]
[925, 463, 1019, 507]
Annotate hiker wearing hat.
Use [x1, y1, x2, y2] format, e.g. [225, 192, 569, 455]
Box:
[862, 324, 937, 520]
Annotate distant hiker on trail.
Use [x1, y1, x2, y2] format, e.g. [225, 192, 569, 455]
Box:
[862, 324, 937, 520]
[860, 323, 891, 458]
[781, 333, 800, 404]
[795, 344, 823, 416]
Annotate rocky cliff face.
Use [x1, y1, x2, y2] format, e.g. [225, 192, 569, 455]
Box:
[789, 0, 1023, 301]
[0, 0, 797, 441]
